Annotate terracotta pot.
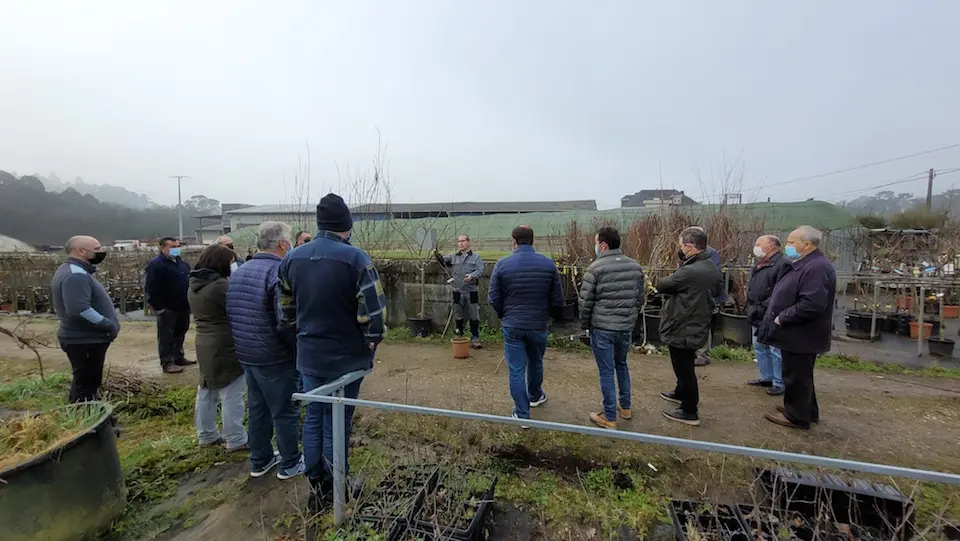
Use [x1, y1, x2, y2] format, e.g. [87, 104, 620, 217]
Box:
[451, 337, 471, 359]
[942, 305, 959, 319]
[909, 321, 933, 340]
[0, 303, 12, 312]
[895, 295, 912, 311]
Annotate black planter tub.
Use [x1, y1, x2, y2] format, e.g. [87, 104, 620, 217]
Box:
[844, 310, 884, 341]
[407, 317, 433, 338]
[928, 337, 955, 359]
[560, 302, 577, 322]
[717, 311, 752, 347]
[0, 402, 126, 541]
[639, 309, 663, 346]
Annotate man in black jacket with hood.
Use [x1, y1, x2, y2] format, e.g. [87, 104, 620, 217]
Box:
[745, 235, 788, 396]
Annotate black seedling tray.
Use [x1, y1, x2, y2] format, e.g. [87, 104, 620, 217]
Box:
[669, 500, 751, 541]
[736, 503, 821, 541]
[758, 468, 913, 540]
[413, 467, 498, 541]
[354, 464, 440, 524]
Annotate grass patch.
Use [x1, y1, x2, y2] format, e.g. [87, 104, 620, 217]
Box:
[0, 401, 108, 471]
[706, 346, 960, 379]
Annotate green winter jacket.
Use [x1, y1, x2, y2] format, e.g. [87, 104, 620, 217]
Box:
[187, 269, 243, 389]
[657, 251, 723, 350]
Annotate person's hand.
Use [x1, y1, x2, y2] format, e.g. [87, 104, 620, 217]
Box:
[463, 276, 472, 284]
[774, 316, 782, 326]
[367, 342, 377, 351]
[156, 308, 166, 315]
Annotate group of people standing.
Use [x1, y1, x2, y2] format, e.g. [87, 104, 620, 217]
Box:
[51, 193, 386, 513]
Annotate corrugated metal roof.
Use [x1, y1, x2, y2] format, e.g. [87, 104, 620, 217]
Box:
[227, 200, 598, 215]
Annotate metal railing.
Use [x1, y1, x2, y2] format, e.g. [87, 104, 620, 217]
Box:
[293, 369, 960, 526]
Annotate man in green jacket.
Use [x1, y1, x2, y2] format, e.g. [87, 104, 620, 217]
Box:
[656, 227, 722, 426]
[579, 226, 645, 430]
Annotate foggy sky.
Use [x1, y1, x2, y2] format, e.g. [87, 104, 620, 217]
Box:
[1, 0, 958, 210]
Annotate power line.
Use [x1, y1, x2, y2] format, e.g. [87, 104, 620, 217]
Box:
[763, 142, 960, 189]
[824, 169, 960, 200]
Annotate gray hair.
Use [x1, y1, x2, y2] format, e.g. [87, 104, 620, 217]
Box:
[759, 234, 781, 248]
[793, 225, 822, 247]
[256, 221, 292, 251]
[680, 226, 708, 250]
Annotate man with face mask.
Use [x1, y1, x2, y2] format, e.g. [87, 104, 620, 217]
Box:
[216, 235, 242, 274]
[745, 235, 787, 396]
[656, 227, 722, 426]
[51, 236, 119, 402]
[757, 226, 836, 429]
[146, 236, 194, 374]
[227, 221, 304, 480]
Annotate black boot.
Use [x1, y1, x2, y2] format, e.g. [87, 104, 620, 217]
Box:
[455, 319, 465, 336]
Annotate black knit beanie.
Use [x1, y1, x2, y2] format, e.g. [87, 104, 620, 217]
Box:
[316, 193, 353, 232]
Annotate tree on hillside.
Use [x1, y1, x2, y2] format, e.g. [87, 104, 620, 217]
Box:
[183, 194, 221, 215]
[841, 188, 960, 219]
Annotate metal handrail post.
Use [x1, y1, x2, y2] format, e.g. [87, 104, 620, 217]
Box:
[332, 387, 346, 525]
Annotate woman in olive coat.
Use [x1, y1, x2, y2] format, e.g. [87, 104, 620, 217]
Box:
[187, 244, 247, 450]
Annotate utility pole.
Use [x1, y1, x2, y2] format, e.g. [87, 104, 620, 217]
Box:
[925, 168, 935, 211]
[169, 176, 190, 239]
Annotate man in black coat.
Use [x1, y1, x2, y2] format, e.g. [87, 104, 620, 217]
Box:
[656, 227, 723, 426]
[745, 235, 788, 396]
[757, 226, 837, 429]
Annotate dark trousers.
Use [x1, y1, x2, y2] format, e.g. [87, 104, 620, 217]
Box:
[157, 308, 190, 366]
[245, 363, 303, 472]
[668, 346, 699, 414]
[61, 342, 111, 403]
[781, 351, 819, 427]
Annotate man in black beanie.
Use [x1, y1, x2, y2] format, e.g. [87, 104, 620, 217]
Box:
[277, 193, 387, 513]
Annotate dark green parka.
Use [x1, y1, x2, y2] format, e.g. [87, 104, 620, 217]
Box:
[187, 269, 243, 389]
[657, 251, 723, 350]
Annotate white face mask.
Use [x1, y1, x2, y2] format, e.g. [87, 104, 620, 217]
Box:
[229, 261, 239, 275]
[753, 245, 765, 258]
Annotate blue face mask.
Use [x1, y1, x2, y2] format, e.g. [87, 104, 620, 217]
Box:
[784, 245, 800, 259]
[168, 247, 182, 258]
[594, 244, 600, 256]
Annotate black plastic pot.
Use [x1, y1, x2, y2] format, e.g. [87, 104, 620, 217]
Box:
[355, 464, 439, 525]
[886, 312, 913, 336]
[668, 500, 750, 541]
[0, 402, 126, 541]
[928, 337, 955, 359]
[414, 467, 498, 541]
[717, 311, 752, 347]
[407, 317, 434, 338]
[844, 310, 883, 341]
[560, 302, 577, 322]
[735, 504, 818, 541]
[641, 309, 663, 346]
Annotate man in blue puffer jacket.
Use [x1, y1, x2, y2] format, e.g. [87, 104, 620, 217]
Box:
[488, 225, 565, 427]
[226, 221, 303, 480]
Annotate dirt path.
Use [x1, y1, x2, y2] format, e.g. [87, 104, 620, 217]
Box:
[3, 317, 957, 473]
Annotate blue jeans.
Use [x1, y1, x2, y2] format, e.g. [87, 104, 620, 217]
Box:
[590, 329, 632, 422]
[300, 372, 363, 485]
[244, 364, 302, 471]
[501, 327, 547, 419]
[753, 326, 783, 389]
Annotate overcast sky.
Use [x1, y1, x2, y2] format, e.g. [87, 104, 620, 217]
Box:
[2, 1, 959, 210]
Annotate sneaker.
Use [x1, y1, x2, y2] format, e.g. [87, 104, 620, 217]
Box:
[747, 379, 773, 387]
[589, 412, 617, 430]
[767, 386, 785, 396]
[694, 355, 711, 367]
[277, 456, 305, 480]
[662, 408, 700, 426]
[251, 454, 282, 478]
[470, 336, 482, 349]
[226, 442, 250, 453]
[162, 364, 184, 374]
[617, 405, 633, 420]
[529, 394, 548, 408]
[199, 437, 224, 447]
[175, 358, 198, 366]
[658, 391, 682, 405]
[511, 413, 531, 430]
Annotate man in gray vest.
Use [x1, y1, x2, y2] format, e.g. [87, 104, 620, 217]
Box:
[579, 226, 645, 430]
[51, 235, 120, 402]
[435, 234, 485, 348]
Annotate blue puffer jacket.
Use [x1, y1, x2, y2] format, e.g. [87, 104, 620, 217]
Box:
[488, 245, 565, 331]
[225, 253, 294, 366]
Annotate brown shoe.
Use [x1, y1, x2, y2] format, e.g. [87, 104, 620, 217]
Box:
[764, 411, 808, 429]
[617, 405, 633, 420]
[163, 364, 184, 374]
[589, 412, 617, 430]
[776, 405, 818, 423]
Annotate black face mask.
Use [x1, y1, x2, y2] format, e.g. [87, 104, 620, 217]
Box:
[677, 249, 687, 261]
[89, 251, 107, 265]
[225, 243, 235, 251]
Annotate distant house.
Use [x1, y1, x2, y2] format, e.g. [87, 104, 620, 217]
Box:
[621, 190, 698, 208]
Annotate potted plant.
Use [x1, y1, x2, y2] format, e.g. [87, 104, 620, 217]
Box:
[354, 464, 439, 526]
[943, 288, 959, 319]
[668, 500, 749, 541]
[928, 291, 955, 359]
[397, 224, 449, 338]
[0, 402, 127, 541]
[717, 271, 752, 347]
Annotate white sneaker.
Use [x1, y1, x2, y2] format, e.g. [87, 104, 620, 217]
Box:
[530, 394, 548, 408]
[512, 413, 531, 430]
[277, 456, 305, 480]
